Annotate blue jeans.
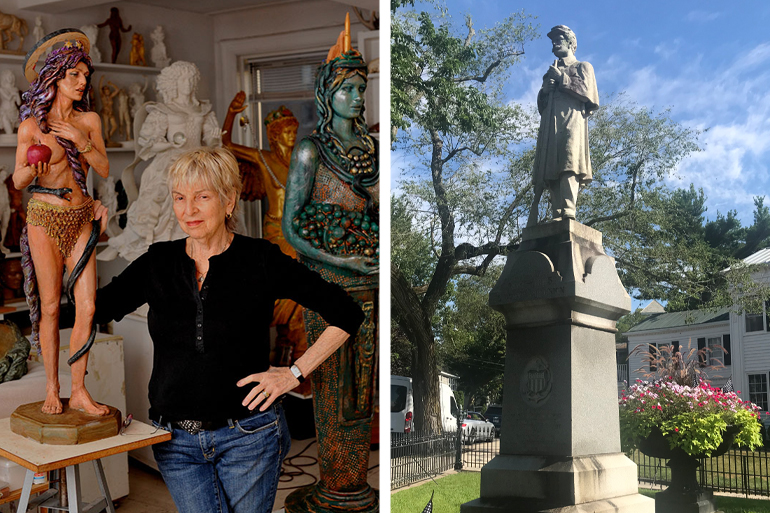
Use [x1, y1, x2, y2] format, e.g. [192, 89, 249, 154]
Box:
[152, 404, 291, 513]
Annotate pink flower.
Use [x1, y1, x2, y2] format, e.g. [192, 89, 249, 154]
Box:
[675, 428, 679, 432]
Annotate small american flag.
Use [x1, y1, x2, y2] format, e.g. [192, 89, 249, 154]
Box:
[722, 377, 734, 393]
[421, 491, 434, 513]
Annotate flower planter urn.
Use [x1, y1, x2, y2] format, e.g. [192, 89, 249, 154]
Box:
[638, 425, 741, 513]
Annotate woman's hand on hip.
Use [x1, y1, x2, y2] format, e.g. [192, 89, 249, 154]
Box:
[237, 366, 300, 412]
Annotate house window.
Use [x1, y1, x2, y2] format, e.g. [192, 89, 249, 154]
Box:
[239, 53, 325, 237]
[749, 374, 769, 412]
[649, 343, 658, 372]
[745, 301, 770, 333]
[723, 334, 731, 366]
[708, 337, 724, 366]
[246, 53, 325, 150]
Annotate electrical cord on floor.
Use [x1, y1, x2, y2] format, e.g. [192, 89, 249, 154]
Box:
[278, 439, 319, 490]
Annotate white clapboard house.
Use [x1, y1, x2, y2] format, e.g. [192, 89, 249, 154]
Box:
[623, 248, 770, 423]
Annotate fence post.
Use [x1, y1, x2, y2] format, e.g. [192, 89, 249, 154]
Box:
[743, 453, 750, 497]
[454, 412, 463, 470]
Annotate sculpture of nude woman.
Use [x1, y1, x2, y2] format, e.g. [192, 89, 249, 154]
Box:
[99, 76, 121, 147]
[14, 31, 110, 415]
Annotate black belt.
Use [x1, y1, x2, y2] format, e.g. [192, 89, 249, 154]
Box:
[151, 416, 233, 435]
[172, 419, 232, 435]
[152, 402, 281, 436]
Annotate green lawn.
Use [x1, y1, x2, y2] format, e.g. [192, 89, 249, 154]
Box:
[390, 473, 770, 513]
[391, 472, 480, 513]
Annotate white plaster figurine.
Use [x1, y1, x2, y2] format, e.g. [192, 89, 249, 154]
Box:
[32, 17, 48, 57]
[0, 167, 10, 254]
[96, 176, 119, 235]
[100, 61, 222, 262]
[128, 78, 148, 118]
[116, 87, 131, 141]
[150, 26, 171, 69]
[0, 69, 18, 141]
[80, 24, 102, 64]
[527, 25, 598, 227]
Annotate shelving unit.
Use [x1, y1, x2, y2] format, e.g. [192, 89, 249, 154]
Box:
[0, 52, 161, 74]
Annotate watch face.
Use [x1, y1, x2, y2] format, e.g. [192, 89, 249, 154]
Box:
[291, 365, 301, 378]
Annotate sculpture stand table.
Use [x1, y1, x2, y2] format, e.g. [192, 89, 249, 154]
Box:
[0, 418, 170, 512]
[461, 220, 653, 512]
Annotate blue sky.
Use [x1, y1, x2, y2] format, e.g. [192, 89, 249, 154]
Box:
[392, 0, 770, 227]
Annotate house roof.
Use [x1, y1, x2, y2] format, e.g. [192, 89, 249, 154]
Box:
[626, 307, 731, 333]
[743, 248, 770, 266]
[641, 300, 666, 314]
[723, 247, 770, 271]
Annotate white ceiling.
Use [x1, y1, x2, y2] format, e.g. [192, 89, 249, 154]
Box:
[15, 0, 378, 15]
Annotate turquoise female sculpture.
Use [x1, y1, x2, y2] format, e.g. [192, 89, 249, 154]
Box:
[283, 15, 378, 513]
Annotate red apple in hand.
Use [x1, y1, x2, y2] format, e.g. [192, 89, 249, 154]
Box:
[27, 143, 52, 167]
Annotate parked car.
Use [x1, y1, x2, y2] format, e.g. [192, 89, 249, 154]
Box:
[461, 412, 495, 444]
[484, 404, 502, 437]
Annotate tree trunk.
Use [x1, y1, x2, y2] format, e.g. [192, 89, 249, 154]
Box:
[391, 265, 442, 433]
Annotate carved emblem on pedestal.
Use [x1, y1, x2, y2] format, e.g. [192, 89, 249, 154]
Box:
[520, 356, 552, 407]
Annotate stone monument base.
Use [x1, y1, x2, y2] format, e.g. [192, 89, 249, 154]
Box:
[10, 400, 121, 445]
[461, 454, 652, 512]
[463, 218, 653, 513]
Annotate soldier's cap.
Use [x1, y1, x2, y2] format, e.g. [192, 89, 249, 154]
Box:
[546, 25, 574, 41]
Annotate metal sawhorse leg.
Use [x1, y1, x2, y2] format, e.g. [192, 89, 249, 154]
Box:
[14, 459, 116, 513]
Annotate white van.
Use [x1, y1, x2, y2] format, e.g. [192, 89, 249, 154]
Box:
[391, 375, 414, 433]
[391, 375, 459, 433]
[440, 382, 460, 432]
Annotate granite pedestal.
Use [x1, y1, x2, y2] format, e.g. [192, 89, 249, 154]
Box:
[461, 220, 653, 513]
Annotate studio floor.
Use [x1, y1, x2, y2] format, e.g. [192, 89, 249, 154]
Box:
[114, 438, 380, 512]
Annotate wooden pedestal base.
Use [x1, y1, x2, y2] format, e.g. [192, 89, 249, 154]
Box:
[10, 400, 121, 445]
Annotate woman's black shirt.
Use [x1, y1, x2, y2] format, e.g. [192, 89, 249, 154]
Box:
[95, 234, 364, 422]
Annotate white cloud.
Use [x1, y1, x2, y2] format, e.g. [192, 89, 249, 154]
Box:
[654, 38, 682, 60]
[685, 10, 721, 23]
[616, 43, 770, 223]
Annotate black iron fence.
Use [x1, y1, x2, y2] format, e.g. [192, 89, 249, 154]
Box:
[390, 428, 500, 489]
[634, 446, 770, 497]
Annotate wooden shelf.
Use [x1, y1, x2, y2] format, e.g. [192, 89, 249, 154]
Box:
[93, 62, 161, 74]
[0, 53, 160, 75]
[0, 53, 23, 65]
[0, 482, 48, 506]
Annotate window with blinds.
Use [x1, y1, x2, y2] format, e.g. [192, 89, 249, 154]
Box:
[245, 53, 326, 150]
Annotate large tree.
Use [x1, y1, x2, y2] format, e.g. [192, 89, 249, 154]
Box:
[391, 1, 538, 431]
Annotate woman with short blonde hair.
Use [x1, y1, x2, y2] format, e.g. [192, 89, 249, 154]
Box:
[168, 147, 242, 232]
[95, 146, 363, 513]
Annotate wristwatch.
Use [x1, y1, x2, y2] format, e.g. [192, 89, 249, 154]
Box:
[290, 364, 305, 384]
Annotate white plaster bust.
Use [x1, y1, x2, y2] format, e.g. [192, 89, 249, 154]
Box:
[80, 24, 102, 64]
